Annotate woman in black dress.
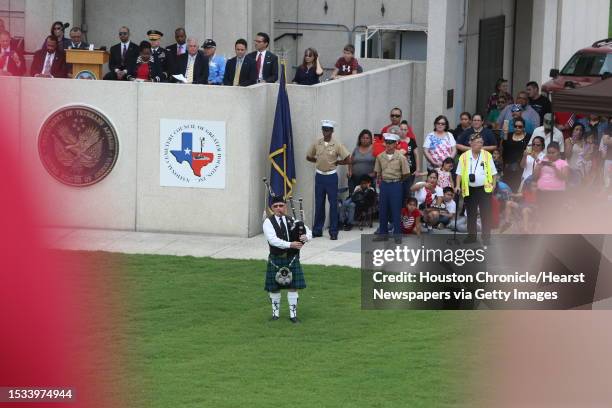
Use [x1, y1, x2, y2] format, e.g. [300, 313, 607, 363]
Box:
[502, 118, 531, 191]
[292, 48, 323, 85]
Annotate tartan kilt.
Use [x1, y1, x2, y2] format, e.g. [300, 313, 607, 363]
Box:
[264, 254, 306, 291]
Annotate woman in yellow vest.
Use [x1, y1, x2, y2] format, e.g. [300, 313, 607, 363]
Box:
[455, 133, 498, 245]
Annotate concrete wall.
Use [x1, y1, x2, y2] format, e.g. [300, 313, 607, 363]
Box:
[24, 0, 73, 52]
[84, 0, 185, 51]
[274, 0, 428, 73]
[2, 59, 421, 237]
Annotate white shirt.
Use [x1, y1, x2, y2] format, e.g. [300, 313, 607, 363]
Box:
[522, 151, 546, 181]
[42, 52, 55, 75]
[178, 44, 185, 54]
[263, 215, 312, 249]
[1, 47, 10, 70]
[256, 50, 267, 80]
[414, 185, 444, 207]
[532, 126, 564, 153]
[456, 150, 498, 187]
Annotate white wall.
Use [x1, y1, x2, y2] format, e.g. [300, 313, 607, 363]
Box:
[24, 0, 73, 52]
[2, 59, 422, 237]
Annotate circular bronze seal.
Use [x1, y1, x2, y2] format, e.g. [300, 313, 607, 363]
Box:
[38, 106, 119, 187]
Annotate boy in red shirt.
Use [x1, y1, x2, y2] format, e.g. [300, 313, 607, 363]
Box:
[400, 197, 422, 236]
[331, 44, 359, 79]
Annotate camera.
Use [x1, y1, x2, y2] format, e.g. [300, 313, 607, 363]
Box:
[469, 174, 476, 183]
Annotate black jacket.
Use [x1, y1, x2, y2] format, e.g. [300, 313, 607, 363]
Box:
[165, 43, 187, 79]
[246, 50, 278, 83]
[126, 58, 164, 82]
[223, 56, 256, 86]
[30, 49, 68, 78]
[174, 51, 209, 84]
[108, 41, 139, 72]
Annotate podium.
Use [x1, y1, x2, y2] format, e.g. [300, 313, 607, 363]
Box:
[66, 49, 109, 80]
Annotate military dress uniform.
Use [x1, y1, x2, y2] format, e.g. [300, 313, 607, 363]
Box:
[263, 197, 312, 322]
[375, 133, 410, 239]
[307, 120, 350, 239]
[147, 30, 168, 81]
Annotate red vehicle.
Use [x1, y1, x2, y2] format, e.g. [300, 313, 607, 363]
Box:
[542, 38, 612, 93]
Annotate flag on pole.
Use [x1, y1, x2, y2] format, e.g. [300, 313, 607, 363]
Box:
[268, 63, 296, 206]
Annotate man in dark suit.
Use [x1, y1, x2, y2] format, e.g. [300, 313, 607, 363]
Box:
[165, 27, 187, 80]
[30, 36, 68, 78]
[173, 37, 209, 84]
[67, 27, 89, 49]
[247, 32, 278, 83]
[223, 38, 255, 86]
[103, 26, 139, 80]
[0, 30, 25, 76]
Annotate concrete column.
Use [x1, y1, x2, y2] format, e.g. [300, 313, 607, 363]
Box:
[185, 0, 207, 42]
[529, 0, 558, 87]
[25, 0, 74, 52]
[424, 0, 460, 135]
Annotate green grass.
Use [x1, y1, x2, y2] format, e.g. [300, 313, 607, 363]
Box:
[72, 252, 481, 408]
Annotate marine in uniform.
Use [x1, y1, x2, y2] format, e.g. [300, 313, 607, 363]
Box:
[455, 133, 498, 245]
[147, 30, 168, 81]
[263, 196, 312, 323]
[374, 133, 410, 243]
[306, 120, 351, 240]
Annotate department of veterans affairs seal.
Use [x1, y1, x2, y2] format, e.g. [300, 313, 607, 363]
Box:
[38, 106, 119, 187]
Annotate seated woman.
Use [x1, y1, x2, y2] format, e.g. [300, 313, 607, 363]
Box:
[127, 41, 164, 82]
[292, 48, 323, 85]
[410, 170, 444, 228]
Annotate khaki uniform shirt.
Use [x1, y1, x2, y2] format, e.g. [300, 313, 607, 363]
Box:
[374, 150, 410, 180]
[307, 137, 350, 172]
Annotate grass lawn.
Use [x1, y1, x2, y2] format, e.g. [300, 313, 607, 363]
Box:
[73, 252, 481, 408]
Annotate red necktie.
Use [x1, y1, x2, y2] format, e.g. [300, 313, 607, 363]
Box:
[256, 52, 262, 79]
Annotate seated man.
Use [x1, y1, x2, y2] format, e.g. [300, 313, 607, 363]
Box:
[339, 175, 376, 231]
[30, 36, 67, 78]
[0, 30, 25, 76]
[173, 37, 209, 84]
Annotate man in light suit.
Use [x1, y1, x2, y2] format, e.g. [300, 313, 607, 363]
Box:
[247, 32, 278, 83]
[174, 37, 209, 84]
[223, 38, 255, 86]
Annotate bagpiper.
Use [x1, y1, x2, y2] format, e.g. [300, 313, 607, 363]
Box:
[263, 196, 312, 323]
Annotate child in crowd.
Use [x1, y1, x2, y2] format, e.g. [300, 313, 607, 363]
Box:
[436, 187, 456, 229]
[400, 197, 421, 236]
[492, 148, 504, 179]
[499, 177, 538, 233]
[437, 157, 454, 189]
[339, 175, 377, 230]
[331, 44, 360, 79]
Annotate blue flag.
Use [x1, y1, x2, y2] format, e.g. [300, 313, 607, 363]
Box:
[268, 63, 296, 203]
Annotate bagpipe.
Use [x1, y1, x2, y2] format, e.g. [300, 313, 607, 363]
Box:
[262, 177, 307, 243]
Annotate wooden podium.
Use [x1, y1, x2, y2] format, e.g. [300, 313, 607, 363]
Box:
[66, 49, 109, 80]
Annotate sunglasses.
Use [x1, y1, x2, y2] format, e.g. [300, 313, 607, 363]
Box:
[322, 127, 333, 131]
[384, 140, 396, 144]
[119, 32, 129, 35]
[390, 114, 401, 118]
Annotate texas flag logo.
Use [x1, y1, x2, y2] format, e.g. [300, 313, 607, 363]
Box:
[170, 132, 214, 177]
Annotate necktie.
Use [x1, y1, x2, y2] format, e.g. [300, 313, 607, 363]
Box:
[186, 57, 194, 84]
[1, 50, 8, 71]
[233, 58, 242, 86]
[42, 53, 52, 75]
[256, 52, 262, 79]
[279, 217, 288, 240]
[121, 44, 126, 61]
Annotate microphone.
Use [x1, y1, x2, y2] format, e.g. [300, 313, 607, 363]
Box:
[63, 22, 70, 30]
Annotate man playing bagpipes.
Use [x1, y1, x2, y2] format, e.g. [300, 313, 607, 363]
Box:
[262, 195, 312, 323]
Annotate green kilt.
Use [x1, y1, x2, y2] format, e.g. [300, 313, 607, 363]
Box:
[264, 254, 306, 291]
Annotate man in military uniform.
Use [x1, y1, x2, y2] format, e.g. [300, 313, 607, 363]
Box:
[375, 133, 410, 243]
[306, 120, 351, 240]
[263, 196, 312, 323]
[147, 30, 168, 81]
